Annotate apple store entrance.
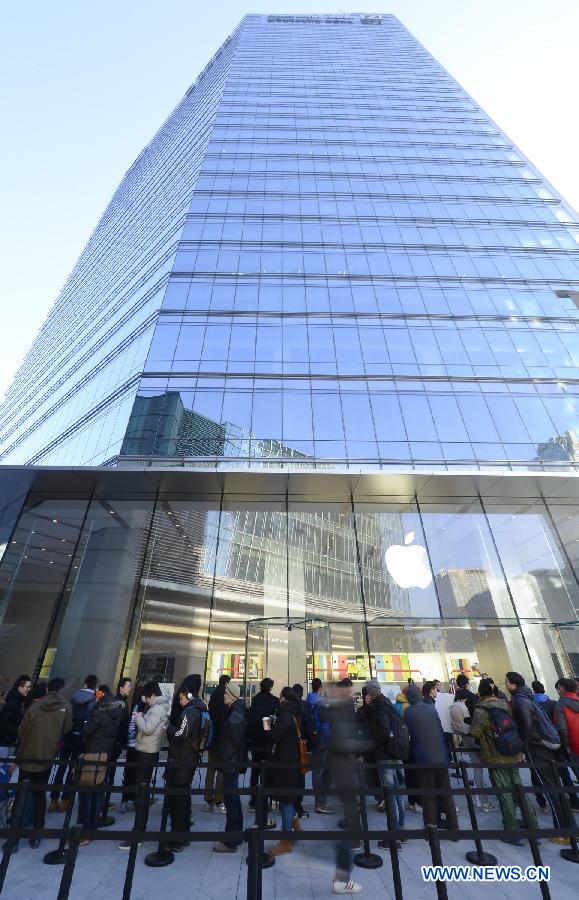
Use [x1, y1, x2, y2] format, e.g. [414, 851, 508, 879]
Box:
[239, 615, 539, 703]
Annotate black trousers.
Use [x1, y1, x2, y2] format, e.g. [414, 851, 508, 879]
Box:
[417, 768, 457, 830]
[528, 744, 574, 829]
[122, 747, 137, 801]
[250, 749, 265, 790]
[19, 768, 51, 830]
[168, 768, 195, 837]
[133, 751, 158, 832]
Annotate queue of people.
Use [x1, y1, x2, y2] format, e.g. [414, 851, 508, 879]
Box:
[1, 666, 578, 895]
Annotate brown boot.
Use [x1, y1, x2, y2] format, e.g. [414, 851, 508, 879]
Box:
[58, 799, 69, 813]
[269, 840, 293, 857]
[48, 799, 59, 813]
[291, 816, 302, 841]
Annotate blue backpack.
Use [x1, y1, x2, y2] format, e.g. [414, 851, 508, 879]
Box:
[197, 709, 214, 753]
[305, 699, 329, 751]
[532, 699, 561, 750]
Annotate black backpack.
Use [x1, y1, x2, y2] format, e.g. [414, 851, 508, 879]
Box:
[385, 706, 410, 762]
[486, 706, 524, 756]
[72, 698, 93, 735]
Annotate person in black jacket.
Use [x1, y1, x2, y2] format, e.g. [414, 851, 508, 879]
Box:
[506, 671, 573, 841]
[454, 674, 477, 720]
[366, 680, 405, 847]
[213, 682, 246, 853]
[0, 674, 31, 768]
[291, 683, 308, 818]
[76, 685, 124, 841]
[325, 681, 363, 895]
[165, 674, 207, 850]
[264, 687, 304, 857]
[204, 674, 230, 812]
[247, 678, 278, 810]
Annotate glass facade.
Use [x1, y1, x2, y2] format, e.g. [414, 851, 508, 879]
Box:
[0, 468, 577, 699]
[1, 13, 579, 470]
[0, 14, 578, 695]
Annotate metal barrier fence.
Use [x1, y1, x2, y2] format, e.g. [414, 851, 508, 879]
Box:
[0, 753, 578, 900]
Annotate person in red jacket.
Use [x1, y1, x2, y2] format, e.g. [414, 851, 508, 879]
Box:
[554, 678, 579, 778]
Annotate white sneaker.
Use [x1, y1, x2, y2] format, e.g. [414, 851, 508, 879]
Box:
[333, 879, 362, 895]
[203, 802, 213, 812]
[213, 802, 226, 814]
[480, 802, 497, 813]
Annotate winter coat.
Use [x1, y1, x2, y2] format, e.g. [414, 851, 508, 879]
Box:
[394, 692, 409, 718]
[166, 697, 207, 782]
[247, 690, 279, 749]
[454, 687, 477, 721]
[70, 688, 97, 735]
[325, 698, 359, 794]
[114, 694, 130, 753]
[470, 697, 525, 765]
[450, 699, 477, 750]
[208, 685, 228, 748]
[369, 693, 400, 761]
[510, 685, 544, 749]
[554, 692, 579, 756]
[0, 689, 28, 747]
[218, 698, 247, 774]
[405, 694, 449, 765]
[134, 695, 170, 755]
[264, 697, 302, 804]
[16, 692, 72, 773]
[82, 693, 125, 755]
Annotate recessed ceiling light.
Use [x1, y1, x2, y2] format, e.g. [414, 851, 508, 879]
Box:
[52, 519, 58, 524]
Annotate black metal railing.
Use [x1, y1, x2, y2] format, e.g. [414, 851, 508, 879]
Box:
[0, 752, 578, 899]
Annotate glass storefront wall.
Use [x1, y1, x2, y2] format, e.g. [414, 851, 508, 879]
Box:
[0, 474, 577, 700]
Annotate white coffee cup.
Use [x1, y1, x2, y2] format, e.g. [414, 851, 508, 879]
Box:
[262, 716, 271, 731]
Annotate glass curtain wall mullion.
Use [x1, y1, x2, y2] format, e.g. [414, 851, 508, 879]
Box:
[34, 488, 96, 680]
[118, 487, 160, 680]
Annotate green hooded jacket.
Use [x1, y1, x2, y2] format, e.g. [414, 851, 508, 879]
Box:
[17, 691, 72, 772]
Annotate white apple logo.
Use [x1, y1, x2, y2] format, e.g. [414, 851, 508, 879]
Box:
[385, 532, 433, 590]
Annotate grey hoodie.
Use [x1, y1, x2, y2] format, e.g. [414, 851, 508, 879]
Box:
[135, 694, 170, 754]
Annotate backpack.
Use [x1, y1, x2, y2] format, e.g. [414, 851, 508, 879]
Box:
[385, 706, 410, 762]
[304, 699, 328, 751]
[532, 699, 561, 750]
[486, 706, 524, 756]
[196, 709, 213, 754]
[72, 698, 93, 734]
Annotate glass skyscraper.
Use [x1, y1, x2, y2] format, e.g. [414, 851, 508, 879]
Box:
[0, 14, 578, 700]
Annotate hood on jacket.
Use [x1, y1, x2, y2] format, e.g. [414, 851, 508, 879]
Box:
[478, 697, 509, 712]
[38, 691, 68, 713]
[153, 694, 171, 713]
[406, 685, 422, 704]
[395, 692, 408, 703]
[183, 697, 207, 713]
[533, 693, 550, 704]
[560, 693, 579, 712]
[514, 685, 535, 703]
[71, 687, 95, 706]
[97, 694, 125, 713]
[279, 697, 302, 718]
[306, 691, 323, 706]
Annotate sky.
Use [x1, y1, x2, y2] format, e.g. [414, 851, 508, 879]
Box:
[1, 0, 578, 400]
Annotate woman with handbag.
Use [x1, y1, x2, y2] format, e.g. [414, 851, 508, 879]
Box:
[77, 684, 124, 845]
[264, 686, 307, 857]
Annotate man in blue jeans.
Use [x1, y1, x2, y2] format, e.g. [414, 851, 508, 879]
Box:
[365, 680, 405, 850]
[213, 682, 247, 853]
